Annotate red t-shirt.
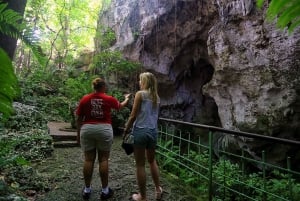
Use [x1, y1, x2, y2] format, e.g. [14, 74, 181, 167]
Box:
[76, 92, 121, 124]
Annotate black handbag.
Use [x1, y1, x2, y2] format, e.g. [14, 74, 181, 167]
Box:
[121, 134, 134, 155]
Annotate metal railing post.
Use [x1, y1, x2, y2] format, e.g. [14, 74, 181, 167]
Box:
[242, 149, 245, 201]
[287, 157, 292, 199]
[208, 130, 213, 201]
[262, 151, 266, 201]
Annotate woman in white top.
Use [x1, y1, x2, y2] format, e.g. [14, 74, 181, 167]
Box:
[124, 72, 163, 201]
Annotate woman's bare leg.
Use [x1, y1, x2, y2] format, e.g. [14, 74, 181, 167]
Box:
[146, 149, 161, 190]
[83, 149, 96, 187]
[134, 147, 147, 200]
[97, 150, 110, 188]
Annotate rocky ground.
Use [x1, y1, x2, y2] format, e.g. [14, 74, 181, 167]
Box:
[33, 135, 204, 201]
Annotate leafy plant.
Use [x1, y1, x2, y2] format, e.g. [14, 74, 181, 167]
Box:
[0, 3, 23, 38]
[257, 0, 300, 33]
[108, 89, 131, 133]
[96, 27, 117, 50]
[0, 48, 19, 121]
[91, 50, 141, 76]
[0, 2, 46, 65]
[20, 0, 102, 69]
[0, 2, 46, 122]
[0, 138, 28, 170]
[61, 73, 94, 103]
[157, 138, 300, 201]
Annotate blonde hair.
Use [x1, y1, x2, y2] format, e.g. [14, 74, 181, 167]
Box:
[139, 72, 159, 107]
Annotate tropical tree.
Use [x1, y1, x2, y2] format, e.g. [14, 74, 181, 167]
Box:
[15, 0, 102, 70]
[257, 0, 300, 33]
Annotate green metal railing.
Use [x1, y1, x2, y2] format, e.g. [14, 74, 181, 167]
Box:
[157, 118, 300, 201]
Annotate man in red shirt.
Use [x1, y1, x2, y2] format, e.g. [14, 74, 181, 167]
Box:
[76, 77, 130, 200]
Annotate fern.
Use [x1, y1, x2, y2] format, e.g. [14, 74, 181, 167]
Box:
[0, 2, 46, 66]
[21, 28, 47, 67]
[0, 48, 19, 120]
[0, 3, 23, 38]
[0, 2, 46, 121]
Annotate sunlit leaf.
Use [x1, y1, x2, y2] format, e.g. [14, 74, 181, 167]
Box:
[288, 18, 300, 33]
[266, 0, 289, 20]
[277, 4, 300, 28]
[257, 0, 264, 8]
[15, 156, 30, 166]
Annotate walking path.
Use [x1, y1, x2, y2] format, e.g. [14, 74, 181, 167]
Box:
[36, 122, 202, 201]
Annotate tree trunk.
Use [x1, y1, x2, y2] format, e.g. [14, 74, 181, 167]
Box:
[0, 0, 27, 60]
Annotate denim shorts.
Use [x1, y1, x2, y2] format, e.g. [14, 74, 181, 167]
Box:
[80, 124, 113, 152]
[132, 127, 157, 149]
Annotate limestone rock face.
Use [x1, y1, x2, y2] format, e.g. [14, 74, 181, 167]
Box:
[98, 0, 300, 167]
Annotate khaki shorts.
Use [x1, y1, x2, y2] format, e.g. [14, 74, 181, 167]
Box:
[80, 124, 113, 152]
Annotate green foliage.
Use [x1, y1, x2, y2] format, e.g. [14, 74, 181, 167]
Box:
[108, 89, 131, 132]
[213, 159, 243, 201]
[0, 2, 46, 65]
[22, 0, 103, 68]
[0, 2, 47, 122]
[4, 102, 47, 131]
[13, 130, 53, 162]
[17, 67, 75, 122]
[0, 48, 19, 121]
[0, 129, 53, 168]
[1, 91, 54, 200]
[96, 27, 117, 50]
[91, 50, 141, 75]
[58, 72, 95, 123]
[62, 73, 94, 103]
[5, 165, 52, 193]
[157, 139, 300, 201]
[157, 140, 186, 179]
[0, 3, 23, 38]
[0, 139, 28, 169]
[40, 96, 71, 121]
[1, 101, 54, 197]
[257, 0, 300, 33]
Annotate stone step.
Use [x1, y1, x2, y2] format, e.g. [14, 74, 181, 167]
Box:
[53, 141, 80, 148]
[47, 121, 78, 147]
[51, 134, 77, 141]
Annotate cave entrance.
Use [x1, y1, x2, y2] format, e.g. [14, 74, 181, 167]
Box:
[159, 55, 220, 128]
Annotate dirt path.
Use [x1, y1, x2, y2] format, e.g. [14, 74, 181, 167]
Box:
[33, 135, 202, 201]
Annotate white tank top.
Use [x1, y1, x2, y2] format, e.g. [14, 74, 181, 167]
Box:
[133, 90, 160, 129]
